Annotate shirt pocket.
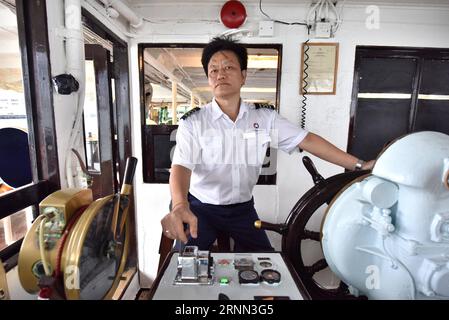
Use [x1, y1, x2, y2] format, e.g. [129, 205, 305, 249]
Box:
[199, 136, 223, 165]
[246, 132, 271, 166]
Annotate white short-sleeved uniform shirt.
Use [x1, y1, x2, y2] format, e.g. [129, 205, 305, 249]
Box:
[172, 98, 308, 205]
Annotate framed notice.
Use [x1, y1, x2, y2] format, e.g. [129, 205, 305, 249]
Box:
[300, 42, 339, 95]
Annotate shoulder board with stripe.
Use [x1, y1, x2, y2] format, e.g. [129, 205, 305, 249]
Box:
[180, 107, 201, 120]
[254, 103, 275, 110]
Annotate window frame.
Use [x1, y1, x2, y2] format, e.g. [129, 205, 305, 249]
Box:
[0, 0, 59, 271]
[81, 9, 136, 274]
[348, 46, 449, 159]
[139, 43, 283, 185]
[81, 8, 133, 188]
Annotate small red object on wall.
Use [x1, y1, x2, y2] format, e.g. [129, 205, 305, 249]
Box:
[220, 1, 247, 29]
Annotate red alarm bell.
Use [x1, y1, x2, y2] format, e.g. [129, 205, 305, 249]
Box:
[220, 0, 247, 29]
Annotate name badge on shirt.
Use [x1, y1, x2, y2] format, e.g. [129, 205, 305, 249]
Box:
[243, 131, 256, 139]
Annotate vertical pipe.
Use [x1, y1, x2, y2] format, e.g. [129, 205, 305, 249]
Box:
[64, 0, 85, 187]
[172, 82, 178, 125]
[190, 91, 195, 110]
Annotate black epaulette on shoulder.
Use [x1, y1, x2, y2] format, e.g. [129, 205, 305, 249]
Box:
[254, 103, 275, 110]
[180, 107, 200, 120]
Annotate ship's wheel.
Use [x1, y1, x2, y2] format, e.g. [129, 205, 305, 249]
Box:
[257, 156, 368, 299]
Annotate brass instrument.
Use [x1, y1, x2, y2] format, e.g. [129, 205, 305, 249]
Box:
[18, 157, 137, 299]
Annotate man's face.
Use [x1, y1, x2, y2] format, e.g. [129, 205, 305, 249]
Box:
[207, 50, 247, 99]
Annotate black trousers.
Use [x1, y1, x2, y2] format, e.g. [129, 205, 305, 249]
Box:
[185, 193, 274, 252]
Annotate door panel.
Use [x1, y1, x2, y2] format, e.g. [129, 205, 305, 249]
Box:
[351, 98, 411, 160]
[420, 59, 449, 94]
[414, 59, 449, 135]
[349, 55, 417, 160]
[358, 57, 417, 93]
[84, 44, 117, 199]
[415, 100, 449, 135]
[349, 49, 449, 162]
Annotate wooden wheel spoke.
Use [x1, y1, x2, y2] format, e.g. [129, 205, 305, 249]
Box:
[301, 229, 320, 241]
[337, 281, 349, 293]
[305, 258, 328, 275]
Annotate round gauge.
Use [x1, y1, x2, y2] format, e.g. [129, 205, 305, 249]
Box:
[261, 269, 281, 284]
[238, 270, 259, 284]
[259, 261, 272, 268]
[63, 195, 129, 300]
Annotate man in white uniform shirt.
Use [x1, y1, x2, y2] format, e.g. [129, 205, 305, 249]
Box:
[161, 36, 374, 251]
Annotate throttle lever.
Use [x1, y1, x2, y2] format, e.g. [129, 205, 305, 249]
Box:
[112, 157, 138, 241]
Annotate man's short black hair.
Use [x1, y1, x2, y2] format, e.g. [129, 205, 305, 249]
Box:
[201, 36, 248, 76]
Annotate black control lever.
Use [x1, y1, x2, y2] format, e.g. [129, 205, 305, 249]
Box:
[122, 156, 138, 188]
[302, 156, 325, 185]
[112, 156, 138, 240]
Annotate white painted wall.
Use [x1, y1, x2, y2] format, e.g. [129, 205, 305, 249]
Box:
[127, 2, 449, 287]
[46, 0, 129, 189]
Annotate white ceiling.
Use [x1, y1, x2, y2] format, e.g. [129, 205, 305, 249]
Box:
[128, 0, 449, 6]
[345, 0, 449, 3]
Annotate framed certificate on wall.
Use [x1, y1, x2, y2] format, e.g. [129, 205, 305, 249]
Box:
[300, 42, 339, 95]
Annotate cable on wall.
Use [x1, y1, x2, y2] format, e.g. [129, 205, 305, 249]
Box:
[258, 0, 311, 129]
[258, 0, 308, 26]
[301, 35, 311, 129]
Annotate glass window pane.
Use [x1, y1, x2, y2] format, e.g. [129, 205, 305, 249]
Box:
[0, 206, 34, 251]
[83, 60, 100, 172]
[0, 1, 33, 188]
[143, 47, 279, 124]
[142, 45, 280, 184]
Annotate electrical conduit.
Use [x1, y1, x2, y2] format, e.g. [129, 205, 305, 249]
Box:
[64, 0, 86, 188]
[98, 0, 143, 29]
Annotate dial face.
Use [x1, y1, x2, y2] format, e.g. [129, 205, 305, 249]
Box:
[239, 270, 259, 282]
[261, 269, 281, 284]
[234, 257, 254, 269]
[259, 261, 272, 268]
[78, 199, 125, 300]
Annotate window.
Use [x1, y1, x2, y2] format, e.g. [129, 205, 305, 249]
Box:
[0, 0, 58, 270]
[0, 0, 31, 188]
[0, 207, 32, 252]
[140, 44, 282, 184]
[81, 9, 135, 269]
[348, 46, 449, 161]
[83, 60, 101, 172]
[80, 12, 133, 200]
